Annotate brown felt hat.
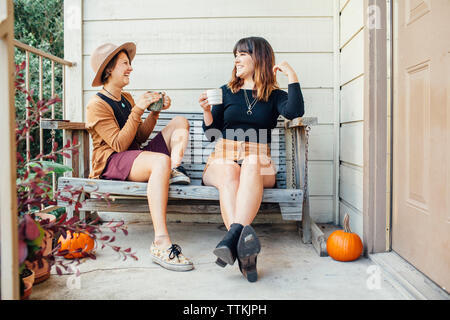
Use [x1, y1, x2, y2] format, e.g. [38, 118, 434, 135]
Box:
[90, 42, 136, 87]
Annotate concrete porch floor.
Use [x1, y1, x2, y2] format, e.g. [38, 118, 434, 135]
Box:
[30, 217, 407, 300]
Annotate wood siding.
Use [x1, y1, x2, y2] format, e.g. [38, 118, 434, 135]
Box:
[339, 0, 364, 238]
[66, 0, 337, 223]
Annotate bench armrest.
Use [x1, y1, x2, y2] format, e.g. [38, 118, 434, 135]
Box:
[40, 119, 90, 178]
[284, 116, 317, 245]
[284, 117, 318, 129]
[40, 119, 86, 130]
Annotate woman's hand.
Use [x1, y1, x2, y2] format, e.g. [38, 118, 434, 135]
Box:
[273, 61, 299, 84]
[135, 91, 162, 111]
[198, 92, 211, 113]
[162, 92, 171, 110]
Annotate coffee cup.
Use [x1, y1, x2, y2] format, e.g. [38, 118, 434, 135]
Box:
[206, 89, 223, 105]
[147, 91, 165, 112]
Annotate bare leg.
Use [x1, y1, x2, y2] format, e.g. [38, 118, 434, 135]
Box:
[128, 151, 172, 248]
[234, 155, 277, 226]
[160, 116, 190, 169]
[202, 159, 241, 230]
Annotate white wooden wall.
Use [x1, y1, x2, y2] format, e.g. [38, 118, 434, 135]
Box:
[66, 0, 338, 223]
[339, 0, 364, 237]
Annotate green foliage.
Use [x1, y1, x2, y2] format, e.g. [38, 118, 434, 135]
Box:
[13, 0, 65, 166]
[14, 0, 64, 58]
[26, 161, 73, 175]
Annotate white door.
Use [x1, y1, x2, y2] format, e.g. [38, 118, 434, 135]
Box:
[392, 0, 450, 293]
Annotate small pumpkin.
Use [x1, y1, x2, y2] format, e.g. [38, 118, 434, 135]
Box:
[58, 230, 95, 259]
[326, 213, 363, 261]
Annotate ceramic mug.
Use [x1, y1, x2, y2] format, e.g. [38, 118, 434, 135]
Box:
[147, 91, 165, 111]
[206, 89, 223, 105]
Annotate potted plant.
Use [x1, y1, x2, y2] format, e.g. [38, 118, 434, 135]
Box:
[20, 275, 33, 300]
[15, 62, 138, 298]
[18, 214, 41, 299]
[24, 212, 57, 284]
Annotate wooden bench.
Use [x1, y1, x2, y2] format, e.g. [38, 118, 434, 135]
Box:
[41, 111, 327, 256]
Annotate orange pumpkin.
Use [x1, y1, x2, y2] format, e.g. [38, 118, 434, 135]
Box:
[58, 230, 95, 259]
[326, 213, 363, 262]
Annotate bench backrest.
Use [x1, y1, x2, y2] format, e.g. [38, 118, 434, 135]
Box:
[145, 111, 288, 189]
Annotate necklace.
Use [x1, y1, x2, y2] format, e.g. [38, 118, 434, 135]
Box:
[103, 87, 126, 108]
[243, 89, 257, 115]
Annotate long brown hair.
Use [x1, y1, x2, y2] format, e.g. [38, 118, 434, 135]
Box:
[227, 37, 279, 102]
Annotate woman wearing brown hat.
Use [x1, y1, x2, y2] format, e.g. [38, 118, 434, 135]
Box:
[86, 42, 193, 271]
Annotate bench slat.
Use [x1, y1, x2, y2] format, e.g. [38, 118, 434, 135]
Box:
[172, 178, 285, 188]
[152, 126, 286, 135]
[180, 156, 286, 165]
[148, 133, 287, 143]
[182, 170, 286, 180]
[148, 140, 286, 149]
[180, 148, 286, 157]
[144, 111, 288, 123]
[78, 199, 293, 214]
[58, 177, 301, 203]
[179, 163, 286, 172]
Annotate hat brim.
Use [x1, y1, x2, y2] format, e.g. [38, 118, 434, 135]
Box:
[91, 42, 136, 87]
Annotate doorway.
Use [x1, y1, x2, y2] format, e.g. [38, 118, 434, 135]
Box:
[391, 0, 450, 293]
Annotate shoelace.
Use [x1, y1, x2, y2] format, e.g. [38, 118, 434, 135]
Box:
[175, 166, 188, 176]
[168, 244, 182, 260]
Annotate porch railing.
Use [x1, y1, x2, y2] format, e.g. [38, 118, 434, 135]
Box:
[13, 39, 75, 211]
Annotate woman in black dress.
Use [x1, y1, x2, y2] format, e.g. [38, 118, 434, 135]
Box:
[198, 37, 305, 282]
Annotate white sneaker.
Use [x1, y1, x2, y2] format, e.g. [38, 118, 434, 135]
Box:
[150, 243, 194, 272]
[169, 166, 191, 185]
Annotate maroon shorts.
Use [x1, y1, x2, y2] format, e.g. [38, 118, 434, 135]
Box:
[100, 132, 170, 181]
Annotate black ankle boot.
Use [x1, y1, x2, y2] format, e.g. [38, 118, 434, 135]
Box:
[213, 223, 244, 267]
[237, 225, 261, 282]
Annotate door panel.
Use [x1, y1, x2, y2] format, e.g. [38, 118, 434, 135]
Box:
[392, 0, 450, 293]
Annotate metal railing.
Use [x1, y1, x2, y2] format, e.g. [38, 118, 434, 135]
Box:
[14, 39, 74, 209]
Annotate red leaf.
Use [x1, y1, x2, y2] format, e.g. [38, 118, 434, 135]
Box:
[55, 266, 62, 276]
[114, 221, 124, 227]
[58, 250, 70, 256]
[90, 217, 100, 225]
[66, 216, 80, 225]
[56, 213, 67, 224]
